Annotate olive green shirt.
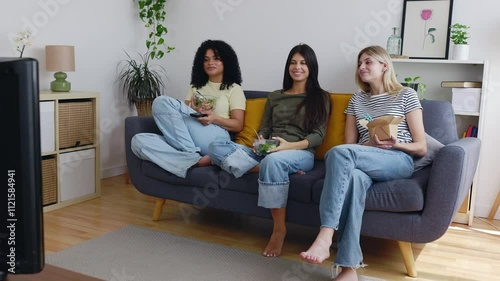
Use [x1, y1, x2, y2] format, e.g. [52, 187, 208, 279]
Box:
[257, 90, 329, 153]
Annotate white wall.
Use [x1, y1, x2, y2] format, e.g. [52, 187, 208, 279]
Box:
[1, 0, 499, 219]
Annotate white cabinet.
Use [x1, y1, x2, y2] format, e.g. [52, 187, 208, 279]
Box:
[40, 101, 55, 153]
[393, 59, 489, 225]
[40, 91, 101, 212]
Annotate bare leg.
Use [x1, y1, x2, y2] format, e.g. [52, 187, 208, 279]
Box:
[195, 155, 213, 167]
[248, 164, 260, 173]
[262, 208, 286, 257]
[335, 267, 358, 281]
[300, 227, 334, 264]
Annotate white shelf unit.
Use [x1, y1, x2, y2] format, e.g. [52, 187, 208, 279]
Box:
[393, 59, 489, 225]
[39, 91, 101, 212]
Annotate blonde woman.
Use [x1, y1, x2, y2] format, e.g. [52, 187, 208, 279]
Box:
[300, 45, 426, 281]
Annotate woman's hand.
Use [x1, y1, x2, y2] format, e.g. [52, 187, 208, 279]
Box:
[195, 110, 216, 126]
[367, 134, 396, 149]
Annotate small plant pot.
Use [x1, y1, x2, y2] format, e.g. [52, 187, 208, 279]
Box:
[452, 44, 470, 60]
[401, 82, 419, 92]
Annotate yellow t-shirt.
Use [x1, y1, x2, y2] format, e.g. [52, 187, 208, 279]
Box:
[185, 82, 246, 119]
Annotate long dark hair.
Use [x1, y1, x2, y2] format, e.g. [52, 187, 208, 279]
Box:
[283, 44, 329, 132]
[190, 39, 242, 90]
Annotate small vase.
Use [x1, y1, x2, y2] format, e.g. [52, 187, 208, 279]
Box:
[452, 44, 470, 60]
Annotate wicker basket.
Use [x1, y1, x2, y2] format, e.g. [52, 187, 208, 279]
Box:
[135, 98, 154, 116]
[42, 157, 57, 206]
[59, 100, 95, 149]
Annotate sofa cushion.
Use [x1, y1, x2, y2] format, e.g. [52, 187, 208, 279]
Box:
[311, 166, 429, 212]
[219, 162, 326, 204]
[314, 93, 352, 160]
[413, 133, 444, 172]
[142, 160, 221, 188]
[234, 98, 267, 147]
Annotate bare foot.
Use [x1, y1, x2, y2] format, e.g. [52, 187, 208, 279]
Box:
[248, 164, 260, 173]
[262, 230, 286, 257]
[195, 155, 213, 167]
[300, 230, 333, 264]
[334, 267, 358, 281]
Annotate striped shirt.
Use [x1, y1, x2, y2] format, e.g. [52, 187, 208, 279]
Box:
[345, 88, 422, 144]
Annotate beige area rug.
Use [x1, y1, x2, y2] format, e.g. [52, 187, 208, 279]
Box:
[46, 225, 385, 281]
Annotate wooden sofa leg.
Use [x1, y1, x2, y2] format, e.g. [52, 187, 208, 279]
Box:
[153, 198, 166, 221]
[398, 241, 417, 277]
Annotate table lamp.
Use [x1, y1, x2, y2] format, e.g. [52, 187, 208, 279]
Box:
[45, 45, 75, 92]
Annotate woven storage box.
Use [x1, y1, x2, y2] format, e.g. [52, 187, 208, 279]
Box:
[42, 157, 57, 206]
[59, 100, 94, 149]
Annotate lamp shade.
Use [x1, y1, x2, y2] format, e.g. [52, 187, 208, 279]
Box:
[45, 45, 75, 72]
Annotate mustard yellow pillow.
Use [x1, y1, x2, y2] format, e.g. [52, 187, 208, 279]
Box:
[234, 98, 267, 147]
[314, 93, 353, 160]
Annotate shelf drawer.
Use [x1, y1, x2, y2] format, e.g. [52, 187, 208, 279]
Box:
[42, 157, 57, 206]
[59, 149, 96, 201]
[59, 100, 94, 149]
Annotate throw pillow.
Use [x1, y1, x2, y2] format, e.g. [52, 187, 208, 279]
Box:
[314, 93, 352, 160]
[413, 133, 445, 172]
[234, 98, 267, 148]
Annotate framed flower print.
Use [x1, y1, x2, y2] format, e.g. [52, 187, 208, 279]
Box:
[401, 0, 454, 59]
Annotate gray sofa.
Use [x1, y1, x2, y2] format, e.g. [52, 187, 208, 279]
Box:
[125, 91, 481, 277]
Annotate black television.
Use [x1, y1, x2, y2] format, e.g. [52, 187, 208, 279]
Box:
[0, 58, 44, 278]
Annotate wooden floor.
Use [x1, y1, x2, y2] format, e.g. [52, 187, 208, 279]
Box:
[43, 175, 500, 281]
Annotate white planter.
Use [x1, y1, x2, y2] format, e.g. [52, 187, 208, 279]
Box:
[452, 44, 470, 60]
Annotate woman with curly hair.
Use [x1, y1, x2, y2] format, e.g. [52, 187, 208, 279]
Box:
[131, 39, 245, 178]
[208, 43, 330, 257]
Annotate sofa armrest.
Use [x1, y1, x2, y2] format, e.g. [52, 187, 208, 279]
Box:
[421, 137, 481, 231]
[125, 116, 160, 185]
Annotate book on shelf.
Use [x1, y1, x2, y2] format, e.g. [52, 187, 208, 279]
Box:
[463, 125, 478, 138]
[441, 81, 482, 88]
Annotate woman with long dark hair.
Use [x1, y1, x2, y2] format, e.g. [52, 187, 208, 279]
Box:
[208, 43, 330, 257]
[131, 39, 245, 178]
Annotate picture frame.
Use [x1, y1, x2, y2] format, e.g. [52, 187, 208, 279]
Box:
[401, 0, 453, 59]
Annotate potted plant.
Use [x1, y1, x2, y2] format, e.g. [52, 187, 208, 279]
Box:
[116, 0, 174, 116]
[450, 23, 470, 60]
[117, 52, 167, 116]
[401, 76, 427, 100]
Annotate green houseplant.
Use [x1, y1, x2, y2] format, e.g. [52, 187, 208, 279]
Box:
[401, 76, 427, 100]
[450, 23, 470, 45]
[117, 0, 174, 116]
[449, 23, 470, 60]
[138, 0, 174, 60]
[117, 52, 167, 116]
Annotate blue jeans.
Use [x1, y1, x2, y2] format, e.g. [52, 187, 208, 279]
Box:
[208, 139, 314, 208]
[320, 144, 413, 268]
[131, 96, 229, 178]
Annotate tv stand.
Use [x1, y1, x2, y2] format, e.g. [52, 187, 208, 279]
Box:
[5, 264, 103, 281]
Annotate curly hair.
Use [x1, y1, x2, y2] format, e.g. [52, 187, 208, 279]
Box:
[283, 43, 330, 132]
[190, 39, 242, 90]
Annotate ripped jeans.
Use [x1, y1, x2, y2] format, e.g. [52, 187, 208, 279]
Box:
[208, 139, 314, 208]
[320, 144, 414, 268]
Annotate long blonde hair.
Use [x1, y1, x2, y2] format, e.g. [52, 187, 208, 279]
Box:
[355, 45, 404, 96]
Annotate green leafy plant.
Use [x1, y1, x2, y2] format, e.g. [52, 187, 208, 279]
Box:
[450, 23, 470, 45]
[116, 52, 167, 107]
[402, 76, 427, 99]
[138, 0, 174, 60]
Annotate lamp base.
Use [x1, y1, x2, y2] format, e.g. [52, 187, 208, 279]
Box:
[51, 71, 71, 92]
